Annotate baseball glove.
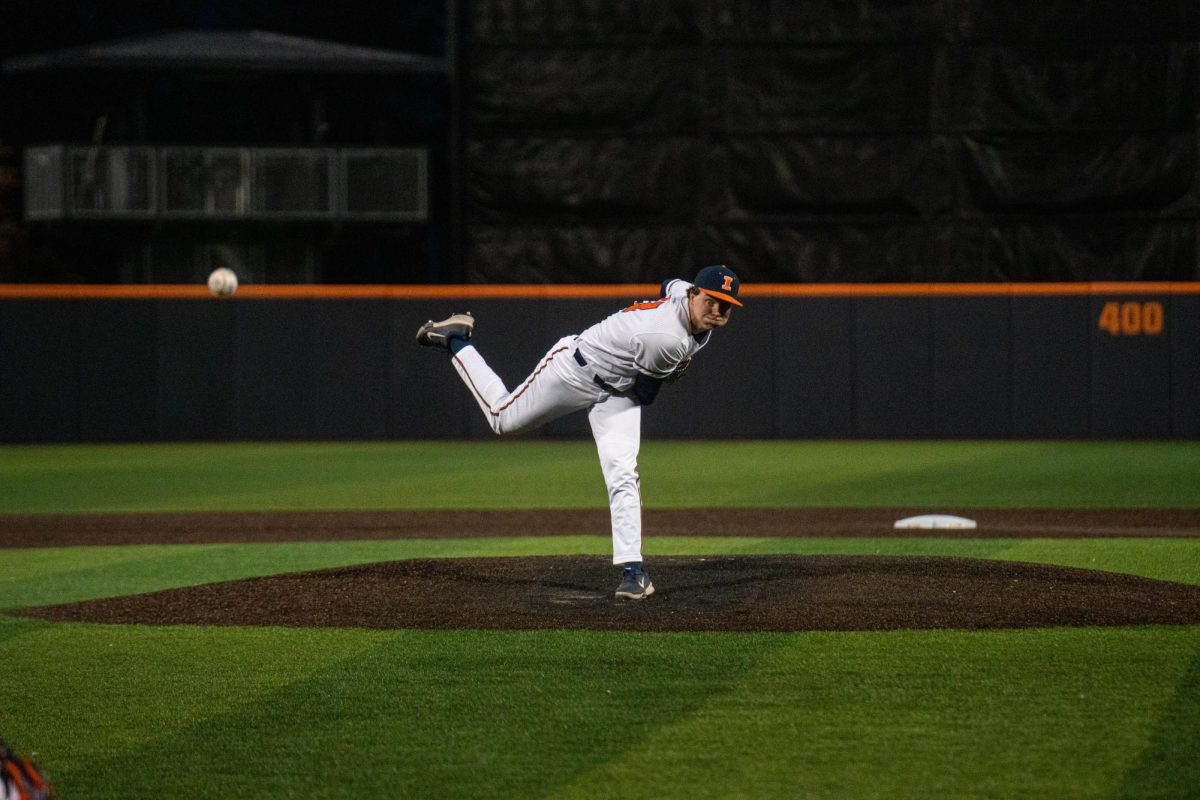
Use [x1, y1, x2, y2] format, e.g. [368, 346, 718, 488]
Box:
[662, 357, 692, 384]
[0, 740, 53, 800]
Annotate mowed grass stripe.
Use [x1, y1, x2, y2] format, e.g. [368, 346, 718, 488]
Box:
[1112, 645, 1200, 799]
[3, 441, 1200, 512]
[546, 627, 1200, 800]
[9, 624, 1200, 800]
[997, 539, 1200, 586]
[0, 538, 611, 609]
[0, 623, 386, 775]
[0, 442, 606, 512]
[46, 630, 788, 800]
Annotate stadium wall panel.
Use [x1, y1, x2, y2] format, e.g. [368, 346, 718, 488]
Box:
[0, 284, 1196, 442]
[931, 297, 1010, 437]
[1009, 296, 1091, 437]
[1089, 291, 1172, 436]
[235, 300, 316, 440]
[1171, 294, 1200, 436]
[773, 297, 855, 437]
[853, 296, 933, 437]
[78, 300, 159, 442]
[157, 299, 238, 441]
[0, 299, 79, 442]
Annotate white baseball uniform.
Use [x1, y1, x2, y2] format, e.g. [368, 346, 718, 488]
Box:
[448, 278, 712, 564]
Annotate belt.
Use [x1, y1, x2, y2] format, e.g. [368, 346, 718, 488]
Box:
[574, 349, 619, 394]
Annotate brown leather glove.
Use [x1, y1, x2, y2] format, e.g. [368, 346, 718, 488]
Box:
[662, 357, 692, 384]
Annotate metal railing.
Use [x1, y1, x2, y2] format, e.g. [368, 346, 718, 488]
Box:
[23, 145, 428, 222]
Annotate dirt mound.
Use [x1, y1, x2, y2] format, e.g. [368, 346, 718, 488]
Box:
[15, 555, 1200, 632]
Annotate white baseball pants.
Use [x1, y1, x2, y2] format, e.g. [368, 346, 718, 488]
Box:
[451, 336, 646, 564]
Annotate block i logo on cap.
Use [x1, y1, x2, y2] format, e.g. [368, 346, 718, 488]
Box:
[693, 265, 742, 307]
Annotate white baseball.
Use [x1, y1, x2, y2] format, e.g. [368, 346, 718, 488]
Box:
[207, 267, 238, 297]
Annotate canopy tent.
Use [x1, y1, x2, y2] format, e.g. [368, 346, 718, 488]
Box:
[2, 28, 447, 75]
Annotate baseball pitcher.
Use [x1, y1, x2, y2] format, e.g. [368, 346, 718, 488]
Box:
[416, 265, 742, 600]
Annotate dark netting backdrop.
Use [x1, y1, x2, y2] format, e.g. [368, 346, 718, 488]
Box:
[460, 0, 1199, 283]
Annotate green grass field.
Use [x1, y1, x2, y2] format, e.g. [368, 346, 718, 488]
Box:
[1, 441, 1199, 799]
[3, 440, 1199, 512]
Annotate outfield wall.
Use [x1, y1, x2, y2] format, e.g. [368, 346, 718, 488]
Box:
[1, 283, 1197, 442]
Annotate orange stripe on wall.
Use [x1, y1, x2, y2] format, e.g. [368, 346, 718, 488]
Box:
[746, 282, 1199, 297]
[0, 284, 662, 300]
[0, 282, 1198, 300]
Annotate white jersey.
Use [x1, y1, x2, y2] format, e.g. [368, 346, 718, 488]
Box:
[441, 269, 739, 567]
[574, 278, 710, 391]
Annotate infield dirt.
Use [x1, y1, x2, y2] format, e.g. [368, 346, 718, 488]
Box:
[5, 508, 1200, 633]
[15, 554, 1200, 633]
[3, 507, 1200, 548]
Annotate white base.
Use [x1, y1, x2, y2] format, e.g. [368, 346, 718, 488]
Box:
[894, 514, 977, 530]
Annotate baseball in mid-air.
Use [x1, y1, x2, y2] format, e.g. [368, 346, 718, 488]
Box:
[207, 267, 239, 297]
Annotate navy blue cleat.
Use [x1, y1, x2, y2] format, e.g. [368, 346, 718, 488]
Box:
[416, 312, 474, 349]
[614, 562, 655, 600]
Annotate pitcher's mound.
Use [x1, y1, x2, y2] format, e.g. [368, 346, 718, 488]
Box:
[15, 555, 1200, 632]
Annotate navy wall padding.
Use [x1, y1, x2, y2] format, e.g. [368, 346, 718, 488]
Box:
[235, 301, 315, 440]
[157, 299, 238, 440]
[1090, 294, 1172, 436]
[932, 297, 1011, 437]
[78, 300, 159, 441]
[854, 297, 933, 437]
[0, 300, 79, 442]
[774, 297, 855, 437]
[1, 293, 1197, 442]
[1009, 296, 1091, 437]
[1172, 295, 1200, 436]
[311, 300, 392, 440]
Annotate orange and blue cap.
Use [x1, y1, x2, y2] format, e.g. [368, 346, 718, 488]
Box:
[693, 265, 742, 307]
